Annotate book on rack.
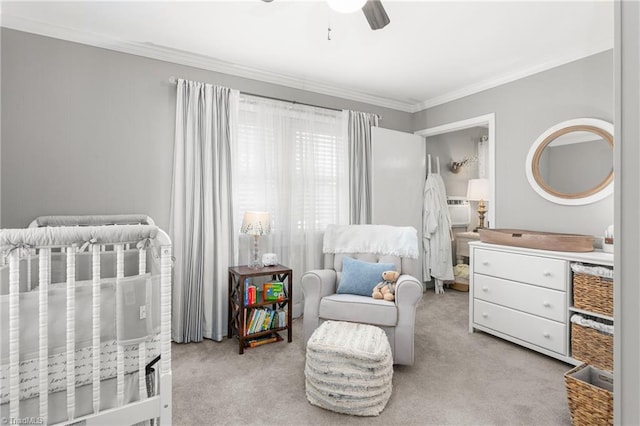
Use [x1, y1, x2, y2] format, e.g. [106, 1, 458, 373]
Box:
[249, 285, 257, 305]
[243, 308, 247, 333]
[246, 308, 284, 333]
[249, 308, 265, 334]
[246, 333, 279, 348]
[244, 279, 258, 305]
[264, 310, 275, 330]
[254, 308, 267, 333]
[263, 281, 285, 301]
[246, 309, 257, 334]
[272, 310, 281, 329]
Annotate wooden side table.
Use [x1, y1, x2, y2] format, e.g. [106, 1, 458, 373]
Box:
[452, 231, 480, 291]
[228, 264, 293, 354]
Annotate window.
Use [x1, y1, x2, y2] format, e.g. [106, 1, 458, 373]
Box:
[233, 95, 348, 288]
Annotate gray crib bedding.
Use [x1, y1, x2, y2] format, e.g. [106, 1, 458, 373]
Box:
[0, 251, 161, 404]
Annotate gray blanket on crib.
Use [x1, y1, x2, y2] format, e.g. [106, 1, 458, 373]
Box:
[33, 214, 152, 227]
[0, 224, 158, 249]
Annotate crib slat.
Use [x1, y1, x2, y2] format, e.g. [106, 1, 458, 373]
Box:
[138, 247, 147, 399]
[38, 248, 50, 423]
[9, 251, 20, 420]
[27, 250, 33, 291]
[66, 246, 77, 421]
[116, 244, 124, 279]
[117, 345, 125, 407]
[139, 248, 147, 275]
[116, 244, 125, 407]
[92, 244, 101, 414]
[160, 244, 172, 426]
[139, 342, 147, 400]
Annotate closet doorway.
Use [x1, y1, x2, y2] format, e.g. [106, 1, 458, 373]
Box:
[415, 113, 496, 229]
[416, 114, 496, 291]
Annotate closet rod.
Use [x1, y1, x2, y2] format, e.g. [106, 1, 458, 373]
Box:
[168, 76, 381, 119]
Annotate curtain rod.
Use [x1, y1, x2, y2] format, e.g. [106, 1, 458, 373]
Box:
[168, 76, 382, 120]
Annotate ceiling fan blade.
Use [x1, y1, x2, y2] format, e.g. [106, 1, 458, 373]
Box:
[362, 0, 390, 30]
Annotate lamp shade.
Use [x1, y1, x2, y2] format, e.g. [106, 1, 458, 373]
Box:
[327, 0, 367, 14]
[466, 178, 489, 201]
[240, 211, 271, 236]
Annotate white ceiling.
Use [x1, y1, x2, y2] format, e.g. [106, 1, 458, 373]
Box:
[0, 0, 614, 112]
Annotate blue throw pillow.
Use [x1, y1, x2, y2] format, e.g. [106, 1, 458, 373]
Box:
[337, 257, 396, 297]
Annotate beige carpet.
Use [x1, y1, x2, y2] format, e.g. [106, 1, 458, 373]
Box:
[171, 290, 572, 425]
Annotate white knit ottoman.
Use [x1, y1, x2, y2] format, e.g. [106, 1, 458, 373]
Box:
[305, 321, 393, 416]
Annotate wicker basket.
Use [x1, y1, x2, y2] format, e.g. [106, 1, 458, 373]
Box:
[571, 322, 613, 372]
[565, 364, 613, 426]
[573, 272, 613, 317]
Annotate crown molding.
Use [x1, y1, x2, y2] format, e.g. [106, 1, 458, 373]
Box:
[1, 14, 613, 115]
[0, 14, 417, 113]
[414, 41, 613, 112]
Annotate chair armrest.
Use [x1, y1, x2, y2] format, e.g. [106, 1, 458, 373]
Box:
[301, 269, 337, 343]
[395, 274, 423, 307]
[394, 274, 423, 365]
[301, 269, 337, 300]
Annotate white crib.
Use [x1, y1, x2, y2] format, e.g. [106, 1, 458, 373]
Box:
[0, 220, 172, 425]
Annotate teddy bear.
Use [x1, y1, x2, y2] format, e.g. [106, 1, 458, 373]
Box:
[372, 270, 400, 301]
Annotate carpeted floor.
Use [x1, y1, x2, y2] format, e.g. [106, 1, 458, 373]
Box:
[171, 290, 573, 425]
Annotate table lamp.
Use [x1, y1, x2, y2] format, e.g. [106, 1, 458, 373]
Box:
[466, 178, 489, 231]
[241, 211, 271, 268]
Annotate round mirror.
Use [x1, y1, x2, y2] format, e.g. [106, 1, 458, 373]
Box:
[525, 118, 613, 205]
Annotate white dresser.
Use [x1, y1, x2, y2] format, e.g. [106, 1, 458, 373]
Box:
[469, 241, 614, 364]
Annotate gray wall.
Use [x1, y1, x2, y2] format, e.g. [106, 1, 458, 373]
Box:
[0, 28, 412, 229]
[413, 50, 614, 238]
[425, 126, 488, 197]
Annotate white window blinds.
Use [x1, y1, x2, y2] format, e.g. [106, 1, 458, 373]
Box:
[234, 95, 348, 235]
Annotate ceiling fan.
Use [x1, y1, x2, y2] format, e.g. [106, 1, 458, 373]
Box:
[261, 0, 390, 31]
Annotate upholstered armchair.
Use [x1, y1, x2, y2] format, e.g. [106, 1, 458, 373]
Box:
[301, 224, 423, 366]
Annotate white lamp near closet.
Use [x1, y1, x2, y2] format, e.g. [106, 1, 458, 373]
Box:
[467, 178, 489, 230]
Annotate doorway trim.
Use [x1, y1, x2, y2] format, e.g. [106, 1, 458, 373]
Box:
[414, 113, 496, 228]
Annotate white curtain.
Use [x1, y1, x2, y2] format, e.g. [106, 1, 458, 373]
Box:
[478, 135, 489, 178]
[344, 110, 379, 224]
[234, 95, 348, 317]
[170, 78, 239, 343]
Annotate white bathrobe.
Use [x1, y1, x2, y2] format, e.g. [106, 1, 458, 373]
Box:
[422, 173, 454, 293]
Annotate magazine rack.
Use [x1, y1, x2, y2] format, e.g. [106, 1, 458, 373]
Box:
[227, 264, 292, 354]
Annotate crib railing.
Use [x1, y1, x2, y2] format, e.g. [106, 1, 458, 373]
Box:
[0, 224, 172, 425]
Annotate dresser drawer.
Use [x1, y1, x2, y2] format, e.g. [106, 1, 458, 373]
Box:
[474, 274, 566, 322]
[474, 299, 566, 355]
[473, 248, 567, 290]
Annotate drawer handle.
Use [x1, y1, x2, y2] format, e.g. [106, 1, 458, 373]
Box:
[482, 312, 488, 318]
[543, 332, 550, 338]
[482, 286, 489, 292]
[543, 301, 551, 307]
[482, 261, 489, 266]
[543, 271, 552, 277]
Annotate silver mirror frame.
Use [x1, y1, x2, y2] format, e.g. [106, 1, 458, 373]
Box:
[525, 118, 614, 205]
